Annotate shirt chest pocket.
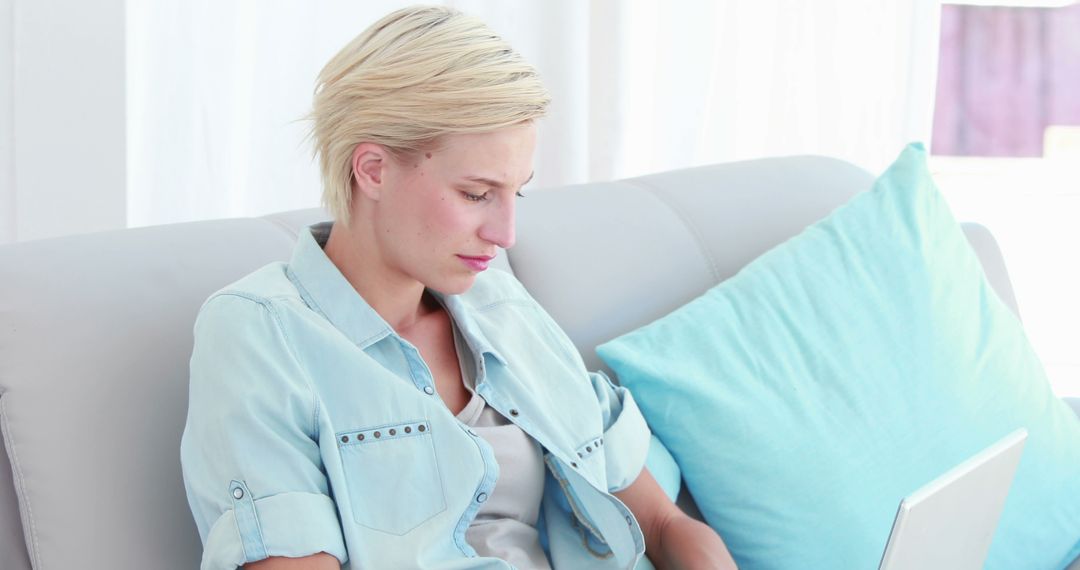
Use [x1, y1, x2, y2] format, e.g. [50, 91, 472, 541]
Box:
[336, 419, 447, 535]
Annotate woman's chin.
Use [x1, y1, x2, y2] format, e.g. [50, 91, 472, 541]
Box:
[428, 274, 478, 296]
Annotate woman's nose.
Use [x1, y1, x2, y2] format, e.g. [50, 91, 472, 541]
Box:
[479, 199, 516, 249]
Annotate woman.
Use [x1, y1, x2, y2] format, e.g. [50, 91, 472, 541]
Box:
[180, 6, 736, 569]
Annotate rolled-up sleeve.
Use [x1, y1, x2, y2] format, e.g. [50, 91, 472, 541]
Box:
[180, 293, 346, 569]
[588, 370, 652, 493]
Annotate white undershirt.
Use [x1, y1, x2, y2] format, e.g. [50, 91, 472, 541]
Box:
[450, 320, 552, 570]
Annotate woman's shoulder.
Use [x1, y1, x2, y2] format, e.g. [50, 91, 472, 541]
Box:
[199, 261, 303, 313]
[191, 261, 318, 343]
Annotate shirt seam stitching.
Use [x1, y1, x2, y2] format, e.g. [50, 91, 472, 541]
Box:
[471, 298, 535, 313]
[212, 291, 321, 440]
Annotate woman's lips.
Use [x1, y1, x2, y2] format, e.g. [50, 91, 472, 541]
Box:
[457, 254, 494, 272]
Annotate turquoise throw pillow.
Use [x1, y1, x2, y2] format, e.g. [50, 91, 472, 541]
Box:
[597, 143, 1080, 569]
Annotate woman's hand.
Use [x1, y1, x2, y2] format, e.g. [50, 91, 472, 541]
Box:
[614, 468, 738, 570]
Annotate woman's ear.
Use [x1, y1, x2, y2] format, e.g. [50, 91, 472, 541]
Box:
[351, 142, 388, 201]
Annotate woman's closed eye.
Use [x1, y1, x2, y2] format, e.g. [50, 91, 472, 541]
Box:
[462, 190, 488, 202]
[460, 190, 526, 202]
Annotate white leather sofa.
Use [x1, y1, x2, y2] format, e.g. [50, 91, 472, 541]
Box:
[2, 155, 1078, 569]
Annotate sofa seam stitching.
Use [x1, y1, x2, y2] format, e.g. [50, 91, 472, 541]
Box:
[0, 395, 42, 568]
[259, 215, 304, 240]
[620, 179, 721, 282]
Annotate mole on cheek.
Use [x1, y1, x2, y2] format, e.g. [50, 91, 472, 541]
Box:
[425, 152, 433, 159]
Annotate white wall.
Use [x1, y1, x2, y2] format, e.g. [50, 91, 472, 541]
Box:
[1, 0, 13, 244]
[4, 0, 126, 244]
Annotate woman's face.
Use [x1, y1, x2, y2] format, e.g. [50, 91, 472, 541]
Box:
[370, 121, 537, 295]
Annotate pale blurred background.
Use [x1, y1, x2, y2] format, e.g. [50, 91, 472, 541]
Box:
[929, 1, 1080, 397]
[0, 0, 1076, 395]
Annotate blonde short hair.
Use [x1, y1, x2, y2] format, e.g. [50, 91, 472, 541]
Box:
[309, 5, 550, 227]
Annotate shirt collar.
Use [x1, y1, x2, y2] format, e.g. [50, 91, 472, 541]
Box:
[286, 222, 390, 347]
[286, 221, 506, 365]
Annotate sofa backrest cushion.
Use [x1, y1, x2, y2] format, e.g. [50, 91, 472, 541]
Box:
[0, 217, 313, 569]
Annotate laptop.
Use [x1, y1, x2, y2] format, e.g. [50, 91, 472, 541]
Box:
[878, 428, 1028, 570]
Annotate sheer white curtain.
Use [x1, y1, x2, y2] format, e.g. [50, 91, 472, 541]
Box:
[125, 0, 941, 228]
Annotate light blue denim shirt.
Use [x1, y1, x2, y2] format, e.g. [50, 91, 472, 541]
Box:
[180, 222, 651, 569]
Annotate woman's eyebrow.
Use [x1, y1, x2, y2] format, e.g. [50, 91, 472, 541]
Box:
[462, 171, 535, 189]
